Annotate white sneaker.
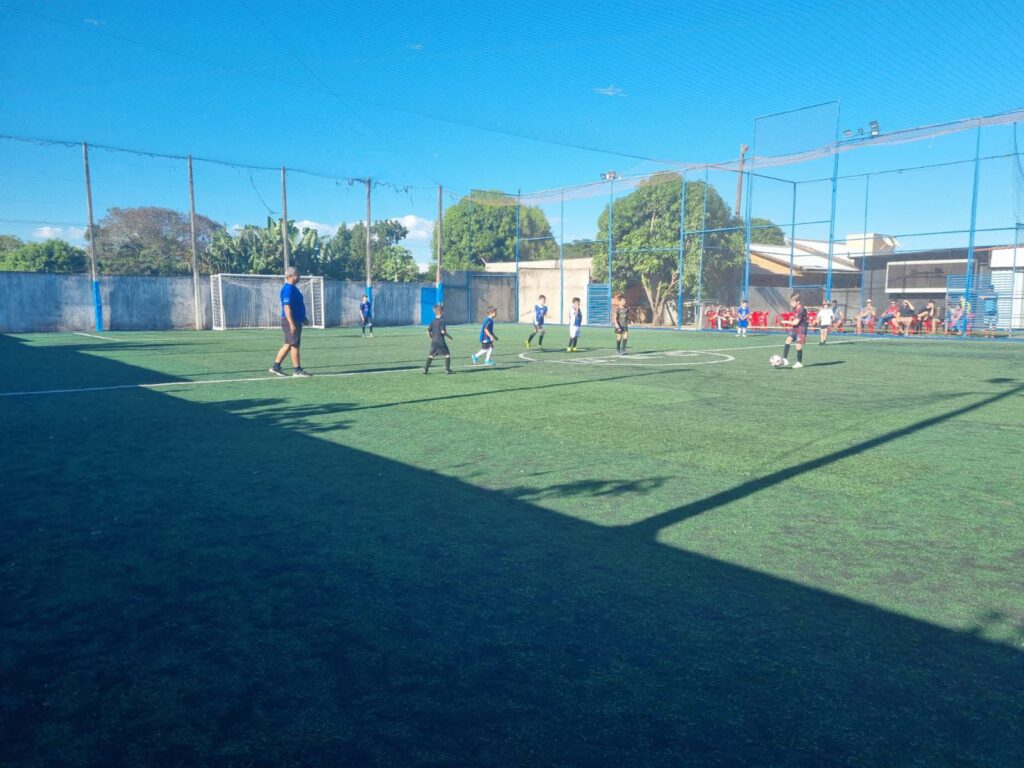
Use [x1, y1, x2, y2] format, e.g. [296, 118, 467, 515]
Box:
[782, 359, 789, 367]
[792, 362, 803, 369]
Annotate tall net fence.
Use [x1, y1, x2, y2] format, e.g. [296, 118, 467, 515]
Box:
[2, 105, 1024, 335]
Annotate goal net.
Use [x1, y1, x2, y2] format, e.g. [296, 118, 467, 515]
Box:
[211, 274, 326, 330]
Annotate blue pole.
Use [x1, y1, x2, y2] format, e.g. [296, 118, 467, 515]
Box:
[677, 171, 687, 329]
[607, 177, 614, 325]
[559, 189, 565, 325]
[788, 181, 798, 290]
[859, 176, 870, 309]
[92, 279, 102, 332]
[514, 190, 521, 323]
[697, 169, 709, 329]
[964, 125, 983, 336]
[825, 151, 840, 301]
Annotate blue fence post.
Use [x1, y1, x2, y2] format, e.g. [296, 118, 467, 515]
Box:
[964, 125, 983, 336]
[514, 190, 521, 323]
[677, 171, 687, 330]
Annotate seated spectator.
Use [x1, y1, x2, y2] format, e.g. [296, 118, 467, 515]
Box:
[854, 299, 876, 334]
[915, 300, 937, 333]
[896, 299, 916, 335]
[877, 300, 899, 334]
[947, 302, 965, 334]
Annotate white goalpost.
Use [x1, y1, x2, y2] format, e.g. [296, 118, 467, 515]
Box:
[211, 274, 326, 330]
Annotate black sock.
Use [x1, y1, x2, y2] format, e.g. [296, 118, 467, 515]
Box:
[444, 357, 451, 372]
[620, 339, 627, 352]
[616, 339, 621, 352]
[797, 348, 803, 363]
[783, 343, 791, 359]
[424, 357, 432, 371]
[538, 334, 543, 346]
[528, 333, 536, 343]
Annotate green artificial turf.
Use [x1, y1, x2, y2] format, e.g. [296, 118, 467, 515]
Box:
[2, 325, 1022, 767]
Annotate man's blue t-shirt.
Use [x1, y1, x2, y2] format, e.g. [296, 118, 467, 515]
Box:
[534, 304, 547, 325]
[360, 300, 372, 319]
[281, 282, 307, 324]
[480, 317, 494, 342]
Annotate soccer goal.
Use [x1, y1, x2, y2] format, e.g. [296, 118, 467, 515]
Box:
[211, 274, 326, 330]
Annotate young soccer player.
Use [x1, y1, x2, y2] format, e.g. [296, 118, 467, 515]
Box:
[566, 297, 583, 351]
[473, 307, 499, 366]
[359, 294, 373, 337]
[424, 304, 454, 374]
[613, 293, 629, 355]
[524, 295, 549, 348]
[269, 266, 311, 377]
[817, 300, 834, 344]
[736, 299, 750, 337]
[779, 292, 808, 369]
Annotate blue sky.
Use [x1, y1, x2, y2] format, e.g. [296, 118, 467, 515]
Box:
[2, 0, 1023, 267]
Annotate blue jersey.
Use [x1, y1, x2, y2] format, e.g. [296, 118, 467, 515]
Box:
[480, 317, 495, 342]
[281, 282, 307, 324]
[534, 304, 548, 325]
[569, 307, 582, 328]
[359, 300, 372, 319]
[737, 305, 750, 326]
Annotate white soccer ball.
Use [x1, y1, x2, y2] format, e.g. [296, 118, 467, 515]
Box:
[769, 354, 784, 368]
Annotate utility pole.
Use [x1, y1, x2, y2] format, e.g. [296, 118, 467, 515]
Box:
[436, 185, 444, 305]
[735, 144, 749, 217]
[188, 155, 201, 329]
[365, 178, 372, 305]
[281, 167, 290, 272]
[82, 142, 102, 332]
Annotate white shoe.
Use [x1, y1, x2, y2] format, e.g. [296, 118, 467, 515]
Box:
[782, 359, 789, 367]
[792, 362, 803, 369]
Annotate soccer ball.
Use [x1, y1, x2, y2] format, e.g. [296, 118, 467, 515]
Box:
[769, 354, 784, 368]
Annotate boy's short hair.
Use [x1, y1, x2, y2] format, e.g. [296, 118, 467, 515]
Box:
[790, 293, 801, 302]
[432, 303, 443, 314]
[572, 297, 581, 303]
[615, 293, 625, 301]
[486, 306, 497, 314]
[538, 295, 546, 301]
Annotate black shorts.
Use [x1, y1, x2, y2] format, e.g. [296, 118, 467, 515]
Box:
[479, 339, 493, 349]
[429, 341, 450, 357]
[615, 326, 628, 334]
[534, 323, 545, 332]
[788, 327, 807, 345]
[282, 318, 302, 347]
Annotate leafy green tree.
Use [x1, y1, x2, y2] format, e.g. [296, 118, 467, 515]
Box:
[320, 220, 419, 282]
[750, 217, 786, 246]
[591, 175, 753, 324]
[207, 218, 320, 275]
[93, 207, 224, 275]
[0, 235, 24, 253]
[432, 191, 556, 271]
[0, 239, 88, 273]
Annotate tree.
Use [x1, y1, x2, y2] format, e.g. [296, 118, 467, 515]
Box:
[0, 239, 88, 273]
[0, 235, 23, 253]
[590, 175, 757, 324]
[94, 206, 224, 275]
[750, 217, 786, 246]
[432, 191, 556, 271]
[319, 219, 419, 282]
[206, 218, 320, 276]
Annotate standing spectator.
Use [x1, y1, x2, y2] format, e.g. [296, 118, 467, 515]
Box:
[817, 300, 834, 344]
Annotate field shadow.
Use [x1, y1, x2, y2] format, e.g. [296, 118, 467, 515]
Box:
[1, 334, 1021, 768]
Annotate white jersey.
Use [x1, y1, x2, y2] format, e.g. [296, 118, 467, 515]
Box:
[817, 307, 834, 326]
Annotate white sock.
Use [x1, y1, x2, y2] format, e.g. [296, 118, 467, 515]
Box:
[476, 348, 485, 358]
[486, 348, 493, 361]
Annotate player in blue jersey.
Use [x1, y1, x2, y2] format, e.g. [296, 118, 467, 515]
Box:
[524, 295, 549, 348]
[269, 266, 311, 377]
[566, 297, 583, 351]
[736, 299, 751, 337]
[424, 304, 454, 374]
[472, 307, 499, 365]
[359, 294, 373, 337]
[779, 292, 808, 369]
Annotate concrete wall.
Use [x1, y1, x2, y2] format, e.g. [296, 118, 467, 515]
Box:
[0, 272, 434, 333]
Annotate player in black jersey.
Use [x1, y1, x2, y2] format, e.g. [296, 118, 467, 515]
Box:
[424, 304, 454, 374]
[780, 293, 808, 369]
[613, 294, 629, 355]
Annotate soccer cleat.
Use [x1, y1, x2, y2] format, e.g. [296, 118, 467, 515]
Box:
[446, 369, 455, 375]
[485, 360, 496, 366]
[472, 354, 478, 365]
[566, 347, 572, 352]
[524, 339, 531, 349]
[369, 332, 374, 337]
[792, 362, 803, 369]
[293, 368, 312, 377]
[782, 359, 789, 367]
[269, 364, 286, 377]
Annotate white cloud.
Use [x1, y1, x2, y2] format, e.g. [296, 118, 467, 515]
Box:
[82, 18, 104, 26]
[594, 85, 626, 97]
[397, 214, 434, 241]
[33, 226, 86, 242]
[406, 43, 424, 51]
[293, 219, 345, 237]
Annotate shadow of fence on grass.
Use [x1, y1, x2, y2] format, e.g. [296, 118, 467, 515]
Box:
[1, 334, 1021, 768]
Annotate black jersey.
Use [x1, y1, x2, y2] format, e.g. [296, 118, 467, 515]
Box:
[614, 306, 629, 330]
[428, 318, 447, 340]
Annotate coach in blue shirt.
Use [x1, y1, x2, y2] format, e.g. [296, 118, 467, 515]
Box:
[269, 266, 311, 377]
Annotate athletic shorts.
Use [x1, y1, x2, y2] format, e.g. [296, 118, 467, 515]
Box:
[429, 341, 450, 357]
[479, 339, 493, 349]
[569, 326, 581, 339]
[737, 319, 749, 328]
[282, 318, 302, 347]
[615, 326, 628, 334]
[533, 323, 545, 332]
[788, 327, 807, 345]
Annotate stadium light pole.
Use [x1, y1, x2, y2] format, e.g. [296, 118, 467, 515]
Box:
[602, 171, 618, 324]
